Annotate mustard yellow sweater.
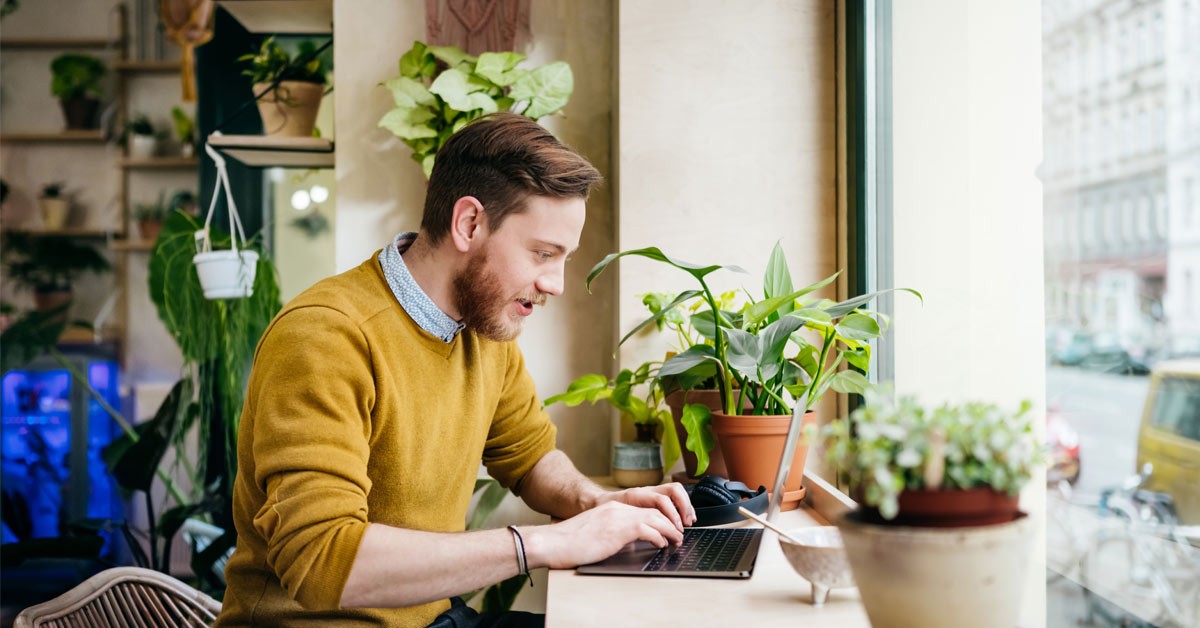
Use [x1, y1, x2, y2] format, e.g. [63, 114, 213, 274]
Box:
[215, 254, 557, 627]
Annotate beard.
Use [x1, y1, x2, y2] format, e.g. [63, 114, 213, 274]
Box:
[452, 249, 545, 342]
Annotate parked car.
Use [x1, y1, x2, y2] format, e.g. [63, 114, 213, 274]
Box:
[1046, 406, 1081, 486]
[1079, 331, 1150, 376]
[1137, 359, 1200, 524]
[1053, 331, 1094, 367]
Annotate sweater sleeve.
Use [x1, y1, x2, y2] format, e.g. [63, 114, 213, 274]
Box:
[245, 305, 374, 611]
[482, 343, 557, 494]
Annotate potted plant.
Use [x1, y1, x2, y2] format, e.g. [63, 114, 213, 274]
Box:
[587, 243, 920, 509]
[544, 359, 680, 488]
[1, 233, 110, 315]
[133, 192, 169, 243]
[823, 385, 1043, 628]
[38, 182, 70, 230]
[378, 40, 574, 177]
[239, 37, 327, 137]
[124, 114, 159, 160]
[50, 53, 105, 130]
[171, 106, 196, 157]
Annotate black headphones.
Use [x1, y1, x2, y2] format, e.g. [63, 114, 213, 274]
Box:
[685, 476, 768, 527]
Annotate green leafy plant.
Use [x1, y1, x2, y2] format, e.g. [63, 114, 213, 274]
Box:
[1, 234, 110, 293]
[126, 114, 155, 137]
[239, 36, 327, 85]
[586, 243, 921, 474]
[50, 53, 105, 100]
[171, 106, 195, 144]
[822, 385, 1043, 520]
[133, 191, 169, 222]
[378, 40, 574, 177]
[40, 182, 64, 198]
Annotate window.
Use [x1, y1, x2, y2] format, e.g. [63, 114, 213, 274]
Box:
[1149, 376, 1200, 441]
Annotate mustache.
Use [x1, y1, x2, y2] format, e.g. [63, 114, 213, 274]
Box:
[518, 294, 549, 306]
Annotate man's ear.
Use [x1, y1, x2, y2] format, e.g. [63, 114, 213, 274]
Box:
[448, 196, 487, 253]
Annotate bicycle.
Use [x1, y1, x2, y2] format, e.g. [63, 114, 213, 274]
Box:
[1080, 465, 1200, 628]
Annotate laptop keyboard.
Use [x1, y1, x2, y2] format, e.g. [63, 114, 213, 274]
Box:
[643, 528, 757, 572]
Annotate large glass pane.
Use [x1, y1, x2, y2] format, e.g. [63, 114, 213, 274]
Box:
[1043, 1, 1200, 625]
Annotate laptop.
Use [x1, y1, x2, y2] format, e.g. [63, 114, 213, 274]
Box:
[575, 404, 808, 579]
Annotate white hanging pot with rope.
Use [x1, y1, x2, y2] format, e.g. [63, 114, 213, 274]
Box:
[194, 143, 258, 299]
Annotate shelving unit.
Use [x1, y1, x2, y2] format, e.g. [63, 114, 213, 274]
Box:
[0, 130, 107, 143]
[3, 228, 116, 238]
[207, 133, 334, 168]
[113, 60, 182, 73]
[0, 37, 121, 50]
[216, 0, 332, 35]
[118, 156, 198, 169]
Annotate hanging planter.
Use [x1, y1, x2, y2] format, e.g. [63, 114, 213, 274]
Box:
[194, 143, 258, 300]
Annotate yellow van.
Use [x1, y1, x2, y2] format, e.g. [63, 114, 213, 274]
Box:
[1137, 359, 1200, 525]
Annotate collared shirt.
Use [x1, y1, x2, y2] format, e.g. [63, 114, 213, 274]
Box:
[378, 232, 465, 343]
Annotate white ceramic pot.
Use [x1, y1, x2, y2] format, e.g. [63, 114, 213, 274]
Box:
[129, 134, 158, 160]
[779, 526, 856, 606]
[193, 250, 259, 299]
[39, 197, 70, 230]
[180, 142, 195, 158]
[836, 512, 1033, 628]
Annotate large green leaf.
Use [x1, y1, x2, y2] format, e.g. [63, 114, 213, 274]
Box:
[618, 289, 701, 346]
[659, 344, 720, 377]
[468, 478, 510, 530]
[474, 52, 526, 86]
[763, 242, 794, 315]
[108, 378, 192, 492]
[429, 69, 497, 112]
[759, 316, 805, 367]
[680, 404, 715, 475]
[743, 272, 839, 329]
[428, 44, 476, 68]
[657, 409, 680, 473]
[586, 247, 746, 292]
[835, 312, 882, 341]
[823, 287, 923, 319]
[381, 75, 435, 108]
[542, 373, 609, 407]
[378, 107, 438, 140]
[690, 309, 742, 341]
[509, 62, 573, 119]
[398, 41, 434, 78]
[723, 328, 762, 381]
[829, 370, 869, 394]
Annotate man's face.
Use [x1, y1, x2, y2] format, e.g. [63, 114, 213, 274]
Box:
[452, 195, 586, 341]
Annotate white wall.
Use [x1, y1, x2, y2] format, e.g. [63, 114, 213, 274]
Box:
[891, 1, 1046, 625]
[614, 0, 839, 447]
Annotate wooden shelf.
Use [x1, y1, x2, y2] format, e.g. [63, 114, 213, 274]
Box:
[0, 36, 122, 50]
[3, 228, 121, 238]
[110, 239, 155, 252]
[0, 130, 107, 143]
[113, 60, 182, 73]
[207, 133, 334, 168]
[217, 0, 332, 34]
[118, 156, 198, 169]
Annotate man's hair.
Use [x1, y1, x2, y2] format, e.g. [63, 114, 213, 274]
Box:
[422, 112, 602, 244]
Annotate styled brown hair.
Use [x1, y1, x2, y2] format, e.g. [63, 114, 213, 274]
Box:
[421, 112, 602, 244]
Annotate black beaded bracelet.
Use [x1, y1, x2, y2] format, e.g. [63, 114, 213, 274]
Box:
[506, 525, 534, 588]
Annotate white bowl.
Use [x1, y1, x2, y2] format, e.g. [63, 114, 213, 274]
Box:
[778, 526, 856, 605]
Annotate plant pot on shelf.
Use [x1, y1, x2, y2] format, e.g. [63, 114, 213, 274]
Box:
[129, 135, 158, 160]
[255, 81, 323, 137]
[180, 143, 195, 158]
[33, 286, 72, 319]
[836, 511, 1033, 628]
[139, 219, 163, 244]
[855, 487, 1020, 528]
[60, 97, 100, 130]
[611, 441, 663, 488]
[665, 389, 729, 482]
[711, 410, 815, 511]
[39, 197, 70, 230]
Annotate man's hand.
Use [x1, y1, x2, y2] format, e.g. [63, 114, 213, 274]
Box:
[592, 483, 697, 530]
[520, 501, 685, 569]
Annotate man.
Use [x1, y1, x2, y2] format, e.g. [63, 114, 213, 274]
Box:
[216, 113, 695, 628]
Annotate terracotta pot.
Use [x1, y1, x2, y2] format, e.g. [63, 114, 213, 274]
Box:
[712, 410, 815, 511]
[255, 81, 323, 137]
[34, 288, 72, 320]
[837, 511, 1033, 628]
[139, 219, 163, 243]
[60, 97, 100, 130]
[664, 389, 729, 481]
[874, 488, 1020, 528]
